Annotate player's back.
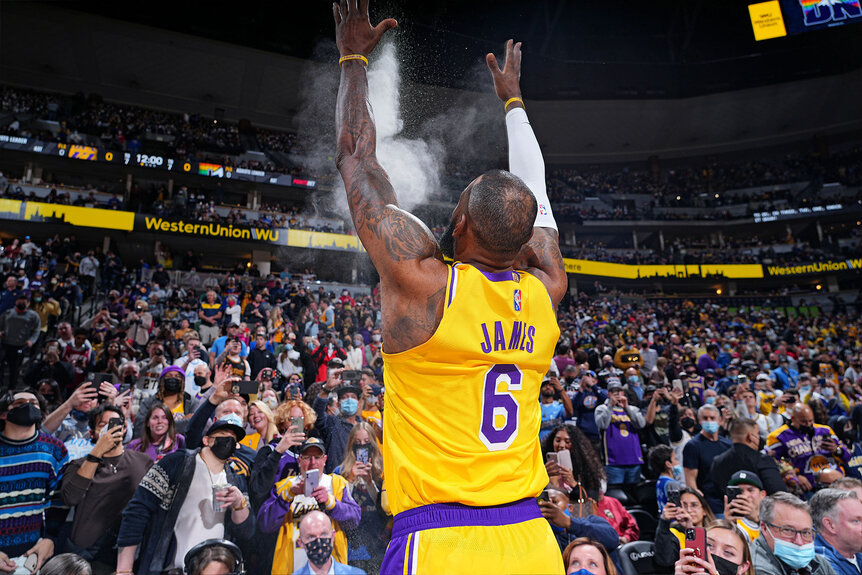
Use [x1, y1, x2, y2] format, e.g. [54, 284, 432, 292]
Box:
[382, 262, 559, 515]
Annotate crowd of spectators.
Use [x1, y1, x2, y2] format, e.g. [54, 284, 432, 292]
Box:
[0, 229, 860, 575]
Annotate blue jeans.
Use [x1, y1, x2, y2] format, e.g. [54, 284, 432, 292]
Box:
[606, 464, 641, 485]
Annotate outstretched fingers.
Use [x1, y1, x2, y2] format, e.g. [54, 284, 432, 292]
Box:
[373, 17, 398, 41]
[486, 52, 501, 76]
[333, 2, 342, 25]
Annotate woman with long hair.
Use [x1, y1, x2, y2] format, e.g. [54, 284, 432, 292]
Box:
[656, 487, 718, 567]
[241, 400, 278, 451]
[562, 538, 618, 575]
[133, 366, 198, 437]
[542, 423, 606, 498]
[127, 402, 184, 462]
[674, 519, 754, 575]
[334, 421, 388, 574]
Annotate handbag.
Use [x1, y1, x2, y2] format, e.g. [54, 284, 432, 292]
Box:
[568, 480, 597, 518]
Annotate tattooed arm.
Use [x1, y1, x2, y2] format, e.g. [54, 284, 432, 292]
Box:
[486, 40, 567, 308]
[333, 0, 447, 352]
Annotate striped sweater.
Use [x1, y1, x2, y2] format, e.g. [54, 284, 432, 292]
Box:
[0, 432, 69, 557]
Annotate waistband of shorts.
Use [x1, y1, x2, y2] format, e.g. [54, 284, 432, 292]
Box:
[391, 498, 541, 538]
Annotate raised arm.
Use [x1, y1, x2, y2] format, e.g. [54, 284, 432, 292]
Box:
[333, 1, 441, 279]
[486, 40, 567, 308]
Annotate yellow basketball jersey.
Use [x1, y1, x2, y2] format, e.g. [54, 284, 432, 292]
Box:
[382, 263, 560, 515]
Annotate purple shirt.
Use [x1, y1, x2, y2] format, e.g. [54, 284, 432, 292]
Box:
[604, 406, 644, 466]
[126, 434, 185, 462]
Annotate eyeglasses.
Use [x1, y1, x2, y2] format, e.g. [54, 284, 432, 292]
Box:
[300, 454, 325, 462]
[765, 522, 815, 542]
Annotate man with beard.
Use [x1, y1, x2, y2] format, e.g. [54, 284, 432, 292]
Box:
[116, 414, 253, 574]
[333, 3, 566, 572]
[539, 375, 572, 441]
[767, 403, 852, 494]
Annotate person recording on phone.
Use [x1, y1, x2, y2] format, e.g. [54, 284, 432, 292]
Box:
[314, 368, 360, 474]
[722, 471, 766, 543]
[116, 414, 253, 575]
[60, 405, 152, 569]
[596, 381, 646, 485]
[673, 519, 755, 575]
[257, 437, 360, 575]
[655, 487, 717, 568]
[333, 422, 389, 573]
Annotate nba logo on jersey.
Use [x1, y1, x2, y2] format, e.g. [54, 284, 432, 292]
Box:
[513, 289, 522, 311]
[538, 203, 549, 216]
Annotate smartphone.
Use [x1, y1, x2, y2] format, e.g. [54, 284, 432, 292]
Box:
[92, 373, 115, 402]
[23, 554, 38, 573]
[354, 445, 370, 465]
[118, 383, 131, 396]
[546, 452, 559, 465]
[666, 481, 682, 507]
[537, 489, 551, 502]
[107, 417, 125, 431]
[304, 468, 320, 498]
[555, 450, 573, 471]
[726, 485, 742, 505]
[289, 416, 304, 434]
[342, 370, 361, 385]
[685, 527, 707, 559]
[232, 380, 259, 395]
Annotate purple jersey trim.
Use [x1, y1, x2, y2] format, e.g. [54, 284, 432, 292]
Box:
[447, 265, 458, 308]
[390, 498, 541, 539]
[381, 534, 409, 575]
[475, 268, 517, 283]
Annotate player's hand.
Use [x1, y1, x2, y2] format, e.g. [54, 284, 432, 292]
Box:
[486, 39, 522, 103]
[539, 500, 571, 529]
[333, 0, 397, 58]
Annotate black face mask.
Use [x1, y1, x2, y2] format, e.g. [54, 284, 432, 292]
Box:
[163, 378, 183, 394]
[6, 404, 42, 427]
[124, 374, 136, 384]
[712, 554, 740, 575]
[194, 375, 208, 388]
[209, 436, 237, 460]
[796, 424, 815, 438]
[15, 303, 26, 311]
[681, 417, 696, 430]
[304, 537, 334, 567]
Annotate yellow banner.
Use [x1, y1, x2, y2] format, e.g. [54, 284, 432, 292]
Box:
[0, 199, 134, 231]
[563, 258, 764, 279]
[287, 229, 365, 252]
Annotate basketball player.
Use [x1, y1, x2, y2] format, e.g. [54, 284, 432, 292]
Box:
[333, 1, 567, 572]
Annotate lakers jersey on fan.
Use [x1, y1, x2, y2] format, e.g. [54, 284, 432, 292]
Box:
[382, 263, 559, 515]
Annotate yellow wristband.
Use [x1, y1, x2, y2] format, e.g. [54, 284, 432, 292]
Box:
[504, 97, 524, 111]
[339, 54, 369, 67]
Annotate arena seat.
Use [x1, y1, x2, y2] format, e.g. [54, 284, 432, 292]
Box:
[631, 480, 658, 515]
[618, 541, 672, 575]
[627, 508, 658, 541]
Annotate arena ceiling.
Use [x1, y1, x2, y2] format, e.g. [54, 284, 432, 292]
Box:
[66, 0, 862, 100]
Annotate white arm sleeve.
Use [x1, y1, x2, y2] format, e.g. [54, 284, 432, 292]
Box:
[505, 107, 557, 231]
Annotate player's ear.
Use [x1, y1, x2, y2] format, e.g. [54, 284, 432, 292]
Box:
[453, 213, 467, 237]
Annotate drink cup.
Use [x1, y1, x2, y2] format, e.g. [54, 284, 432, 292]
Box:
[212, 483, 230, 511]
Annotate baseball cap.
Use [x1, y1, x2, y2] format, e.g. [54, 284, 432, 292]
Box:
[336, 384, 362, 399]
[206, 414, 246, 440]
[756, 373, 771, 381]
[728, 470, 763, 490]
[607, 377, 623, 391]
[160, 366, 186, 379]
[298, 437, 326, 455]
[369, 384, 383, 396]
[582, 370, 597, 378]
[328, 357, 344, 368]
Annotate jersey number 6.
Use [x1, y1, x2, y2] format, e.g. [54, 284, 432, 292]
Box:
[479, 364, 522, 451]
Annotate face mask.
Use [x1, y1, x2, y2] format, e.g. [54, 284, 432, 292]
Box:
[263, 397, 278, 410]
[124, 374, 136, 384]
[763, 363, 771, 370]
[304, 536, 334, 567]
[701, 421, 720, 434]
[770, 529, 815, 569]
[15, 303, 26, 311]
[711, 554, 740, 575]
[71, 409, 89, 421]
[372, 334, 381, 343]
[796, 425, 815, 438]
[568, 571, 596, 575]
[354, 339, 363, 347]
[163, 378, 183, 394]
[6, 404, 42, 427]
[366, 395, 377, 407]
[34, 297, 42, 303]
[628, 376, 640, 385]
[681, 417, 696, 430]
[194, 375, 208, 387]
[340, 398, 358, 416]
[800, 385, 811, 395]
[209, 436, 237, 460]
[705, 396, 716, 405]
[822, 388, 834, 399]
[285, 343, 293, 351]
[672, 464, 683, 479]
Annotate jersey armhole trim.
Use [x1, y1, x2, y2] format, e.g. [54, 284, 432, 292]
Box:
[446, 265, 459, 308]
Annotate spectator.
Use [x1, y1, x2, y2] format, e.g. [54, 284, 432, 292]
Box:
[257, 437, 361, 574]
[683, 404, 732, 513]
[127, 402, 186, 462]
[649, 444, 682, 513]
[766, 403, 851, 494]
[312, 335, 347, 383]
[209, 323, 248, 367]
[116, 414, 254, 574]
[562, 537, 619, 575]
[810, 488, 862, 575]
[199, 290, 224, 346]
[0, 389, 68, 571]
[572, 369, 607, 453]
[134, 366, 199, 438]
[242, 400, 278, 451]
[711, 418, 786, 496]
[248, 331, 277, 379]
[126, 299, 154, 350]
[595, 487, 640, 545]
[596, 381, 645, 485]
[542, 424, 605, 499]
[333, 421, 388, 573]
[673, 519, 754, 575]
[294, 510, 366, 575]
[0, 293, 42, 387]
[722, 470, 767, 543]
[23, 340, 73, 391]
[540, 375, 573, 441]
[314, 375, 360, 474]
[39, 553, 92, 575]
[184, 540, 244, 575]
[655, 487, 718, 567]
[752, 492, 835, 575]
[60, 405, 152, 569]
[697, 343, 721, 375]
